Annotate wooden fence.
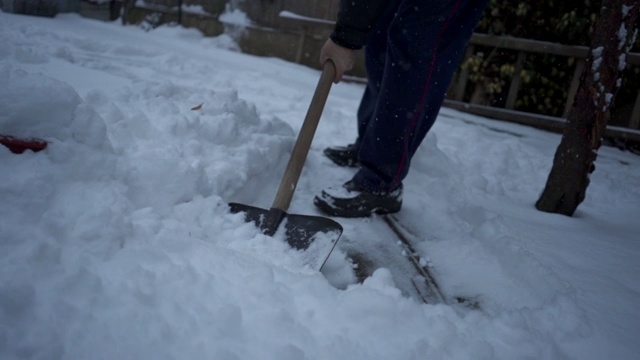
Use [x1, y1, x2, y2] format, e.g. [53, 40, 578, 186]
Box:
[444, 34, 640, 142]
[269, 9, 640, 141]
[117, 0, 640, 144]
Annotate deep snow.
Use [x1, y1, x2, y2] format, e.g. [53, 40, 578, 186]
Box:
[1, 11, 639, 360]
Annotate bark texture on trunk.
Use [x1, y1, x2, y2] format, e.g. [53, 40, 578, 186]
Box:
[536, 0, 639, 216]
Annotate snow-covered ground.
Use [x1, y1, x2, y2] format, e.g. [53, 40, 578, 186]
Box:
[1, 12, 639, 360]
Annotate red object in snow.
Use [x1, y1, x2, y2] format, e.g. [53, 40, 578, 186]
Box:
[0, 134, 48, 154]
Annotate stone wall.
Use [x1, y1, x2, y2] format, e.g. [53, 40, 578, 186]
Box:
[2, 0, 80, 16]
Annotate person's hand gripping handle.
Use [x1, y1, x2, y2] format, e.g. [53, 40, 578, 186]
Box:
[319, 39, 355, 83]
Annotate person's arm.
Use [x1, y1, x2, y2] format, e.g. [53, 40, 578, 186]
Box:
[320, 0, 387, 82]
[331, 0, 387, 50]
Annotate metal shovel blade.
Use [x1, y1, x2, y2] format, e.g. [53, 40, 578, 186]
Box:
[229, 202, 342, 271]
[227, 61, 341, 271]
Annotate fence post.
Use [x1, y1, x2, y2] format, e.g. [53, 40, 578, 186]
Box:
[630, 89, 640, 129]
[453, 45, 474, 101]
[505, 51, 527, 110]
[295, 30, 305, 64]
[177, 0, 182, 24]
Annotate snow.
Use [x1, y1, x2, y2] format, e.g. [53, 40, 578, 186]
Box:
[279, 10, 336, 25]
[1, 12, 640, 360]
[618, 23, 628, 50]
[618, 53, 627, 71]
[181, 4, 208, 16]
[219, 5, 251, 27]
[605, 92, 614, 107]
[591, 46, 604, 83]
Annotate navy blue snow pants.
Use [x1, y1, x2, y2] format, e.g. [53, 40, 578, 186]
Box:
[352, 0, 488, 192]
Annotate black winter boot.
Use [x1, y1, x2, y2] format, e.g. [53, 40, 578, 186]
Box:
[323, 143, 360, 168]
[314, 180, 402, 218]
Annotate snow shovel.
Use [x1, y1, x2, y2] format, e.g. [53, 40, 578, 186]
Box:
[229, 60, 342, 271]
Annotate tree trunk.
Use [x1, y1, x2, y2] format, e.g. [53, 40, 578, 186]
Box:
[535, 0, 639, 216]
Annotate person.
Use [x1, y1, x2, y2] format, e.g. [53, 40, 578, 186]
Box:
[313, 0, 489, 218]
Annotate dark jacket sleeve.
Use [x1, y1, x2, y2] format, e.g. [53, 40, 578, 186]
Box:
[330, 0, 388, 50]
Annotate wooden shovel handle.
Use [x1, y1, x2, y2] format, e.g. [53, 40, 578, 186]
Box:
[271, 60, 336, 211]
